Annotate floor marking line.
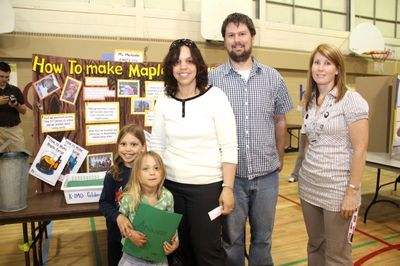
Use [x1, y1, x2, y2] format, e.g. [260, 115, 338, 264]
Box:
[89, 217, 102, 266]
[354, 244, 400, 265]
[277, 194, 395, 246]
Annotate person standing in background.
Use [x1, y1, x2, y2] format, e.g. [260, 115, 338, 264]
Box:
[299, 43, 369, 265]
[208, 13, 293, 266]
[288, 132, 306, 183]
[0, 61, 27, 152]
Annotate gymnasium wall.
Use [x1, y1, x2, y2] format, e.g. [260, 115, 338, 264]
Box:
[0, 32, 398, 154]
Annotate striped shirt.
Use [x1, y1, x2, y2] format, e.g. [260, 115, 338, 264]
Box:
[299, 88, 369, 211]
[209, 59, 293, 179]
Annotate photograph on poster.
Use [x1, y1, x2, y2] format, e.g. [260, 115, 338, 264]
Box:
[33, 73, 61, 100]
[117, 79, 140, 97]
[131, 97, 154, 114]
[60, 76, 82, 105]
[86, 152, 113, 173]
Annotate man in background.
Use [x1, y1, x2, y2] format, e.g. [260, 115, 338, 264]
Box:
[208, 13, 293, 266]
[0, 61, 27, 152]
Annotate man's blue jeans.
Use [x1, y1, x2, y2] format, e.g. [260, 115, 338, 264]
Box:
[223, 171, 279, 266]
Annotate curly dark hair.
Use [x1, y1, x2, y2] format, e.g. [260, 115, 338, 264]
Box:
[162, 39, 208, 97]
[221, 13, 256, 38]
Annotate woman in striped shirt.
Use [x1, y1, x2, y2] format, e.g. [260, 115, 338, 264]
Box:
[299, 43, 369, 266]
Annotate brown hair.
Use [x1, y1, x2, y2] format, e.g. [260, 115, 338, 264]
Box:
[221, 12, 256, 38]
[162, 39, 208, 97]
[304, 43, 346, 111]
[110, 124, 146, 181]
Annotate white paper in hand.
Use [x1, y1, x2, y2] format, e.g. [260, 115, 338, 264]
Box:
[208, 206, 223, 221]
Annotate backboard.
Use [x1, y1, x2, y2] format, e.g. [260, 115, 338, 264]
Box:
[349, 22, 385, 55]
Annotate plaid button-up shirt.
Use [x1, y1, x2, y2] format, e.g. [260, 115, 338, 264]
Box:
[209, 58, 293, 179]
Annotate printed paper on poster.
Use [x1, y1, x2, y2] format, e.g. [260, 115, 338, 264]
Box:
[59, 138, 89, 182]
[29, 135, 73, 186]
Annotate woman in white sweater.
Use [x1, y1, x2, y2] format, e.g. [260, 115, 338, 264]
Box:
[150, 39, 238, 266]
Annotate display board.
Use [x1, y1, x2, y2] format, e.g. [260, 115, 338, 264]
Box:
[356, 75, 398, 154]
[31, 54, 164, 192]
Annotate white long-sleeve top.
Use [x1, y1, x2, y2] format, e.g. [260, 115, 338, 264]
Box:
[150, 86, 238, 185]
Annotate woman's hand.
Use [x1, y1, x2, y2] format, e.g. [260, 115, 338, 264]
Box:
[219, 187, 234, 215]
[127, 230, 148, 247]
[116, 214, 133, 238]
[340, 188, 358, 219]
[164, 233, 179, 255]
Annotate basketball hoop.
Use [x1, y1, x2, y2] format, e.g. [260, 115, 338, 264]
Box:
[363, 50, 391, 73]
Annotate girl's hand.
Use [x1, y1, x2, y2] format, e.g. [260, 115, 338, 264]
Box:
[219, 187, 234, 215]
[127, 230, 147, 247]
[116, 214, 133, 238]
[164, 233, 179, 255]
[340, 188, 358, 219]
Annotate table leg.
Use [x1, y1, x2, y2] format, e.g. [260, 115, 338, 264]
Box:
[363, 169, 400, 223]
[38, 222, 44, 264]
[363, 169, 381, 223]
[31, 222, 39, 266]
[22, 223, 30, 266]
[37, 221, 50, 265]
[285, 128, 300, 152]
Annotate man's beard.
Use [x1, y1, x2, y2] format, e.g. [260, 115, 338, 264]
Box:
[228, 46, 252, 63]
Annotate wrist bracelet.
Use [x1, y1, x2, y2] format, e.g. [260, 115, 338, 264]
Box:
[348, 184, 359, 191]
[222, 183, 233, 190]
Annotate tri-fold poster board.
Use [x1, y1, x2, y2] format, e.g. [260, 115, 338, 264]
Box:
[31, 54, 164, 192]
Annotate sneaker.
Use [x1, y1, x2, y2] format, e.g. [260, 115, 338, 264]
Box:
[288, 176, 298, 183]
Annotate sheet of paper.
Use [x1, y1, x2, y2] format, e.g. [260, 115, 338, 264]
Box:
[29, 135, 73, 186]
[208, 206, 223, 221]
[59, 138, 89, 182]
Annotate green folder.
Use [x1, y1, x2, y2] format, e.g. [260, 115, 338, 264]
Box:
[122, 203, 182, 262]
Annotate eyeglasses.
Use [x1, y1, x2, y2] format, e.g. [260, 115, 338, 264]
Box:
[169, 39, 197, 50]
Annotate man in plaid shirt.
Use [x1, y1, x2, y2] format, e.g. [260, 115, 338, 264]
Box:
[209, 13, 293, 266]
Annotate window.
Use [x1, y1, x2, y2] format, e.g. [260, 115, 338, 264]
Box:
[355, 0, 399, 38]
[259, 0, 350, 31]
